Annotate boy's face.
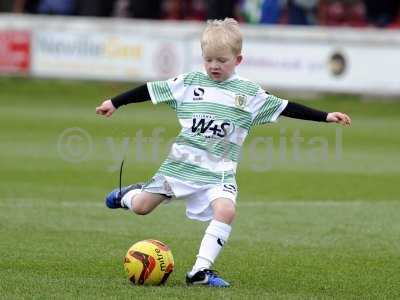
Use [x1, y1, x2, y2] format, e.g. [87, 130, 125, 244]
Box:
[202, 47, 242, 82]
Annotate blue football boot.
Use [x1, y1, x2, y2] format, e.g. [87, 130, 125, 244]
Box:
[105, 183, 144, 209]
[186, 269, 230, 287]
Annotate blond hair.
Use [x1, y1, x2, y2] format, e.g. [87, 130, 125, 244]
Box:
[201, 18, 242, 56]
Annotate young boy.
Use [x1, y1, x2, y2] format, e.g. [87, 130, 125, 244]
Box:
[96, 18, 351, 287]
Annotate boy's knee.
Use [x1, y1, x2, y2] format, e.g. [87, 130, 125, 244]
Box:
[212, 199, 236, 224]
[131, 202, 152, 215]
[130, 192, 165, 215]
[218, 203, 235, 217]
[225, 205, 236, 220]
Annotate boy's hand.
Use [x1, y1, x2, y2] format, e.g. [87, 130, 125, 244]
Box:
[326, 112, 351, 126]
[96, 99, 116, 117]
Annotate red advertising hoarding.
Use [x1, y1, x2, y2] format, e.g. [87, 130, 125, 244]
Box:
[0, 30, 30, 74]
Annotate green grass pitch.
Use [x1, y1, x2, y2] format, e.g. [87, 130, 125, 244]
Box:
[1, 77, 399, 299]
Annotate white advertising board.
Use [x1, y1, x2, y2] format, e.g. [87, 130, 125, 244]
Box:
[188, 38, 400, 95]
[32, 29, 186, 81]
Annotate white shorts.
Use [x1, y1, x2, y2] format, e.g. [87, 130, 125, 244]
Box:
[143, 174, 238, 222]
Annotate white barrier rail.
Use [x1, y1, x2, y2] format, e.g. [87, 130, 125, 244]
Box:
[1, 13, 400, 95]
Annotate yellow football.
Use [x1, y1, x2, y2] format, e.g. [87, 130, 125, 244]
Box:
[124, 239, 174, 285]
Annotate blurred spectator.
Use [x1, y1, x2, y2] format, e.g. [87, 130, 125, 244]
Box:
[12, 0, 40, 13]
[364, 0, 399, 27]
[0, 0, 13, 12]
[186, 0, 207, 21]
[388, 6, 400, 28]
[241, 0, 284, 24]
[318, 0, 367, 27]
[76, 0, 116, 17]
[287, 0, 318, 25]
[160, 0, 207, 21]
[128, 0, 163, 19]
[161, 0, 184, 20]
[37, 0, 76, 15]
[11, 0, 115, 16]
[113, 0, 130, 17]
[260, 0, 283, 24]
[346, 1, 367, 27]
[240, 0, 263, 23]
[205, 0, 238, 19]
[318, 0, 346, 26]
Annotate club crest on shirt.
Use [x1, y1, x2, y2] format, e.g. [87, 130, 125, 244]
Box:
[235, 94, 247, 108]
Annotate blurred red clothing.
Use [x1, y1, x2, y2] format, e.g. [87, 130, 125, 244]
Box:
[318, 0, 367, 27]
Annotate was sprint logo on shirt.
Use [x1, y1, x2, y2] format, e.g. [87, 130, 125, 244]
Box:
[191, 115, 234, 138]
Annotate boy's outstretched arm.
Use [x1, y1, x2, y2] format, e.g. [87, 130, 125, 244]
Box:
[281, 102, 351, 126]
[96, 84, 150, 117]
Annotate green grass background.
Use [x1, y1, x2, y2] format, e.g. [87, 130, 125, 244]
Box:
[1, 77, 399, 299]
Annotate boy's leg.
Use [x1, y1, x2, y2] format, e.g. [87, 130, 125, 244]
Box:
[128, 191, 167, 215]
[124, 174, 173, 214]
[192, 198, 235, 270]
[106, 183, 168, 214]
[187, 197, 235, 287]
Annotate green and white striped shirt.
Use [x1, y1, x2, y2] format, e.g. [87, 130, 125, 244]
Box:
[147, 71, 287, 185]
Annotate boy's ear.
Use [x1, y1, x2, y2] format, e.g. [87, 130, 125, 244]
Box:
[235, 55, 243, 65]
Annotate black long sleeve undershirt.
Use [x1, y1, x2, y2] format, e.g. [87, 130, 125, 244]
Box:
[111, 84, 328, 122]
[281, 102, 328, 122]
[111, 84, 150, 108]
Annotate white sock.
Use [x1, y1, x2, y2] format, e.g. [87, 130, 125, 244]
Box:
[190, 220, 232, 275]
[121, 189, 141, 210]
